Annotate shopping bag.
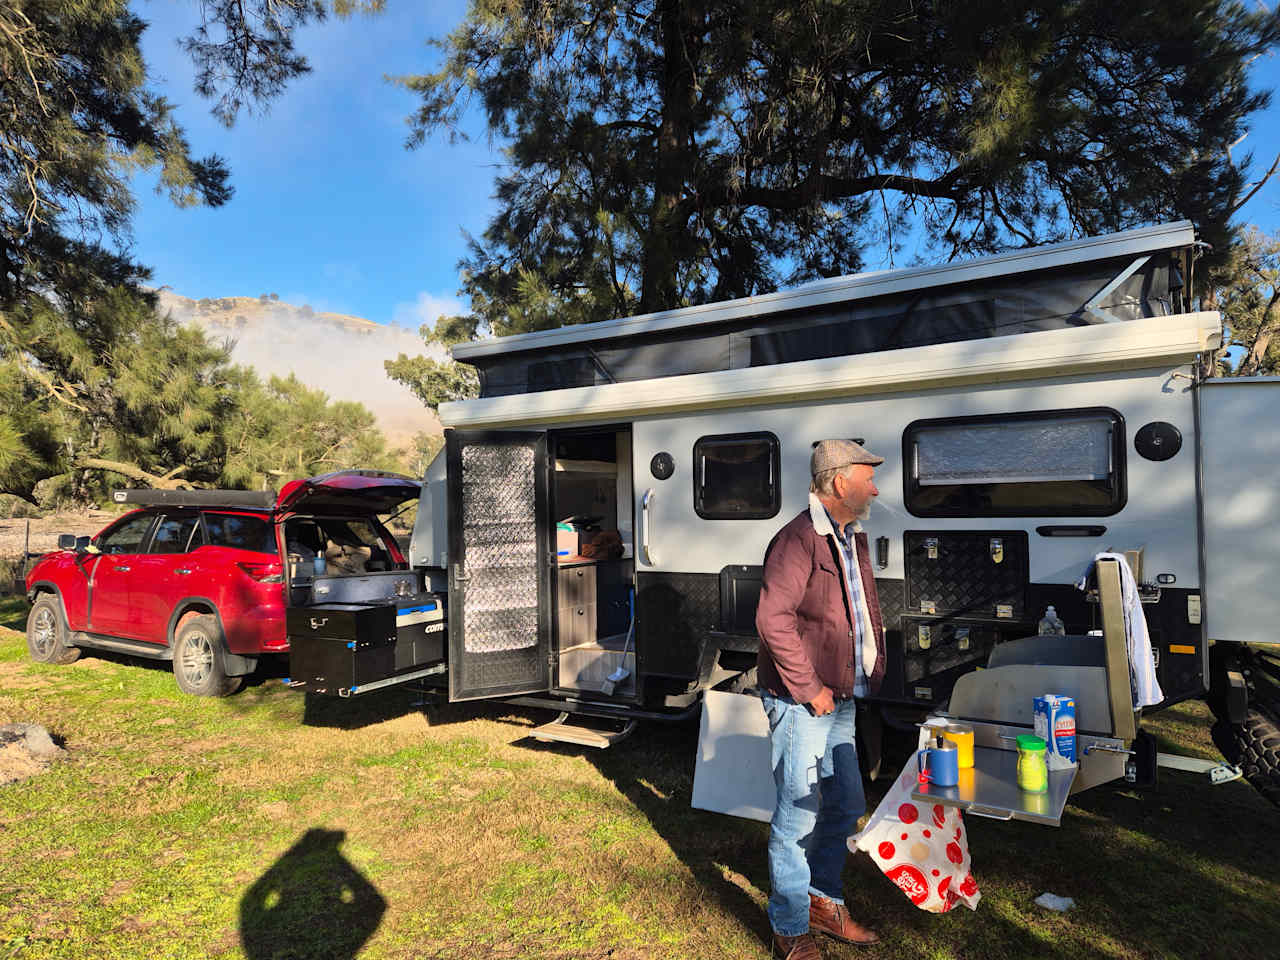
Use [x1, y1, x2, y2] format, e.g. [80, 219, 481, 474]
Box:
[848, 757, 981, 913]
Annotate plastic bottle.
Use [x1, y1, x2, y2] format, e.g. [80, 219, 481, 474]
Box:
[1037, 605, 1065, 635]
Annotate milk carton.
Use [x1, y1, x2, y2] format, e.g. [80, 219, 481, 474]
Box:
[1033, 694, 1077, 768]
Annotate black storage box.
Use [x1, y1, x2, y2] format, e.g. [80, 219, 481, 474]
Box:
[287, 596, 447, 694]
[287, 603, 395, 694]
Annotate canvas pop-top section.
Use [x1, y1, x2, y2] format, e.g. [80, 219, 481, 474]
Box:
[454, 222, 1194, 399]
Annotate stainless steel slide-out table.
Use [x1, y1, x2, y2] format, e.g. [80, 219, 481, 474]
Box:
[911, 746, 1077, 826]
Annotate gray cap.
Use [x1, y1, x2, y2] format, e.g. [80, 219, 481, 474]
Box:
[810, 438, 885, 476]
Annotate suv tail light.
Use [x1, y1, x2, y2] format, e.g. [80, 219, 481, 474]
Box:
[237, 561, 283, 584]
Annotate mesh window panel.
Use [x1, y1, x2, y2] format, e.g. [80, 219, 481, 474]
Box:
[461, 445, 539, 653]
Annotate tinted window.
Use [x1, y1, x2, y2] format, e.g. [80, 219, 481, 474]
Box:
[905, 408, 1125, 517]
[203, 513, 277, 554]
[693, 432, 781, 520]
[97, 513, 157, 554]
[150, 513, 199, 553]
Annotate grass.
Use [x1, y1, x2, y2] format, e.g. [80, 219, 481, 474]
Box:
[2, 593, 1279, 959]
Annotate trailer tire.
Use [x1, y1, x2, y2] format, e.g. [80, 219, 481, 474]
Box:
[1211, 703, 1280, 808]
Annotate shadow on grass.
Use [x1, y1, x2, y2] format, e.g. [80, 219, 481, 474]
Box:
[516, 704, 1279, 960]
[240, 827, 386, 960]
[0, 595, 28, 632]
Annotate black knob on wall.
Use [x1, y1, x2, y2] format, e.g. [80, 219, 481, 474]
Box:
[650, 452, 675, 480]
[1134, 422, 1182, 461]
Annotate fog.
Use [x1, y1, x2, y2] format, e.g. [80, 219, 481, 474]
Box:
[156, 291, 448, 444]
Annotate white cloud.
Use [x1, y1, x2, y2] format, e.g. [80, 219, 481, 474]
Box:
[392, 290, 466, 333]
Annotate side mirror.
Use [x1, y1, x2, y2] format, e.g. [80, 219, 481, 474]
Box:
[77, 536, 93, 552]
[57, 534, 77, 551]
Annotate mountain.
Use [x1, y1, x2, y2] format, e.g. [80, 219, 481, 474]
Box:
[155, 290, 443, 445]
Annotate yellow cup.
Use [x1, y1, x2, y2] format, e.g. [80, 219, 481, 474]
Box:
[943, 724, 975, 769]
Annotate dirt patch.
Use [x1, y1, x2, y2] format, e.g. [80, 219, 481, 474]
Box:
[0, 723, 66, 786]
[1, 510, 115, 557]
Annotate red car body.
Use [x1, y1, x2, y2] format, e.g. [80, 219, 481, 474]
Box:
[24, 471, 419, 694]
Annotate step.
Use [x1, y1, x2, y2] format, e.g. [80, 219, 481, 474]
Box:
[531, 714, 636, 749]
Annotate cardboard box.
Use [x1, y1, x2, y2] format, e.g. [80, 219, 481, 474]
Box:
[556, 523, 584, 558]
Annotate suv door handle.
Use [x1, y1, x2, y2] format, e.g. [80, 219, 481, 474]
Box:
[175, 568, 192, 575]
[113, 564, 131, 572]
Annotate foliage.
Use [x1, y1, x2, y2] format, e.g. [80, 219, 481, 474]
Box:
[1213, 226, 1280, 376]
[393, 0, 1280, 404]
[0, 0, 391, 501]
[219, 372, 401, 492]
[1, 287, 233, 502]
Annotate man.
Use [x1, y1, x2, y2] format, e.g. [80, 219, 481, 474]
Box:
[755, 439, 887, 959]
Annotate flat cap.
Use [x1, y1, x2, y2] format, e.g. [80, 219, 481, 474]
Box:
[810, 438, 885, 476]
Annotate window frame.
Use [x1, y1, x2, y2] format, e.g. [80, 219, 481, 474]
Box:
[94, 510, 160, 555]
[692, 431, 782, 520]
[199, 510, 280, 555]
[148, 511, 201, 554]
[902, 407, 1127, 518]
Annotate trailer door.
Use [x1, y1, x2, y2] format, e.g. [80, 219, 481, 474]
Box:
[446, 430, 552, 700]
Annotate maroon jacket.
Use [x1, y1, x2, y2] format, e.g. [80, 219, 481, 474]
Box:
[755, 495, 887, 702]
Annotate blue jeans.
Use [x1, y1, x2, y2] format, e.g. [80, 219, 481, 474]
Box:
[760, 691, 865, 937]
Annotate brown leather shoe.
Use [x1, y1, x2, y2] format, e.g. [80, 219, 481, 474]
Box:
[809, 894, 880, 945]
[772, 932, 822, 960]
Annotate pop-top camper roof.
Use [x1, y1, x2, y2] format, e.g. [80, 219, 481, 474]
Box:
[452, 221, 1197, 401]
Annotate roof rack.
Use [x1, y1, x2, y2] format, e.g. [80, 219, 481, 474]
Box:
[112, 489, 276, 509]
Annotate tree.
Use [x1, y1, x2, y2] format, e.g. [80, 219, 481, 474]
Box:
[1212, 226, 1280, 376]
[219, 373, 399, 491]
[0, 1, 380, 489]
[394, 0, 1280, 406]
[1, 288, 235, 502]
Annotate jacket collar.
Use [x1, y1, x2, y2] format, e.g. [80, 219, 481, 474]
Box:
[807, 491, 863, 539]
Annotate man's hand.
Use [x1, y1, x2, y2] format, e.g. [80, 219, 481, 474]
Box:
[808, 687, 836, 716]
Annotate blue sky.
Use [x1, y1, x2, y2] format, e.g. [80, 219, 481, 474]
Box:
[129, 2, 1280, 340]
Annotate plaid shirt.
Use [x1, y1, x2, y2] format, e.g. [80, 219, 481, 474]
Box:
[824, 508, 869, 698]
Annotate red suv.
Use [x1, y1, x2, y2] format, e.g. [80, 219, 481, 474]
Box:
[23, 471, 420, 696]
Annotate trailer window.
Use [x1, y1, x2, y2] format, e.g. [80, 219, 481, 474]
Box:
[905, 408, 1125, 517]
[694, 432, 781, 519]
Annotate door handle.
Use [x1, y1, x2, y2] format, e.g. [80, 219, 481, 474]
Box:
[113, 564, 131, 572]
[641, 488, 657, 566]
[175, 568, 192, 575]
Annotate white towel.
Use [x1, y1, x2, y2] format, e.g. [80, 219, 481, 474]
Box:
[1088, 552, 1164, 709]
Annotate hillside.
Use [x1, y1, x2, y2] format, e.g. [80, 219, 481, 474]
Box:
[154, 290, 444, 445]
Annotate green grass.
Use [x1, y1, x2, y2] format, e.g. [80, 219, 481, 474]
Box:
[2, 602, 1278, 959]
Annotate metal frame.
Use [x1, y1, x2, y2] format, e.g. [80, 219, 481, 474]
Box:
[1097, 558, 1138, 742]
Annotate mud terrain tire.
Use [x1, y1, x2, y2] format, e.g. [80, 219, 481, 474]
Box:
[1212, 703, 1280, 807]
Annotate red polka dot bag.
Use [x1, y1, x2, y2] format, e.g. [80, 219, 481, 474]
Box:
[848, 758, 981, 913]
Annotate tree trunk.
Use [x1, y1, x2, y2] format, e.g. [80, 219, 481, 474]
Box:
[642, 0, 703, 314]
[75, 458, 189, 490]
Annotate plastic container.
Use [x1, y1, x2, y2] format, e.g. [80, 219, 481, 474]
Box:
[1037, 605, 1066, 635]
[1016, 734, 1049, 793]
[942, 723, 975, 769]
[312, 555, 326, 576]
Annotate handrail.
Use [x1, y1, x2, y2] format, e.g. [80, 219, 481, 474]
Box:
[641, 488, 657, 566]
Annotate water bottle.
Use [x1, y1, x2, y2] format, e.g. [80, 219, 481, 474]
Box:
[1037, 605, 1065, 636]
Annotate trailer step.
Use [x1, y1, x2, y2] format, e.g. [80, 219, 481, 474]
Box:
[531, 712, 637, 749]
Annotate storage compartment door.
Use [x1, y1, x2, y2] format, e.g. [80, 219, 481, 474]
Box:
[1197, 378, 1280, 648]
[447, 430, 552, 700]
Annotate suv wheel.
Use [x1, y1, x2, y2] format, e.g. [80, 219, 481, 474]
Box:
[26, 595, 81, 665]
[173, 614, 241, 697]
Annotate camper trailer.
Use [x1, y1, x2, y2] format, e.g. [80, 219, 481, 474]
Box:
[286, 220, 1280, 815]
